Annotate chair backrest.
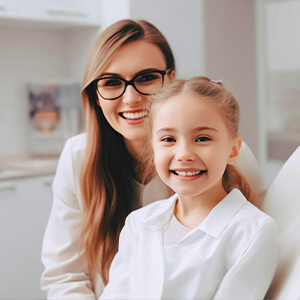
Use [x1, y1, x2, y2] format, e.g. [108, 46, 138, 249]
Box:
[262, 146, 300, 299]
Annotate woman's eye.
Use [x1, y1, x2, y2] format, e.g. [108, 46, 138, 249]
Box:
[195, 136, 211, 142]
[136, 73, 159, 83]
[100, 78, 123, 87]
[161, 137, 175, 142]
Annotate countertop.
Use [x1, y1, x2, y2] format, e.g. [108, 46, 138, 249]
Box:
[0, 155, 59, 181]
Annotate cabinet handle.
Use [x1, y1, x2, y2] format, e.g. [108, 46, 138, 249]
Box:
[46, 8, 86, 18]
[0, 185, 17, 192]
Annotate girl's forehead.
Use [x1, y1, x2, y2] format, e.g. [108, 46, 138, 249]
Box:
[152, 94, 227, 133]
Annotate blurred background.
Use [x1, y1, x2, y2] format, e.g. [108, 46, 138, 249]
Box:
[0, 0, 299, 298]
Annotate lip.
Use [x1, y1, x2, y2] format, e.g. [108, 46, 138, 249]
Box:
[119, 109, 148, 125]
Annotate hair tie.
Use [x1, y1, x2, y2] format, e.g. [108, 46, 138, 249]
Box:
[211, 79, 223, 84]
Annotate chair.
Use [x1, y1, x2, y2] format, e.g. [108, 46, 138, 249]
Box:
[262, 146, 300, 299]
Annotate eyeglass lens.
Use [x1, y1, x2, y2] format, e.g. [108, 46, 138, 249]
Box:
[97, 71, 164, 100]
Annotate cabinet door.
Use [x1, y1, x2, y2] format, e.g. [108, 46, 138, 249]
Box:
[0, 0, 17, 16]
[0, 175, 54, 300]
[0, 181, 20, 299]
[18, 0, 100, 24]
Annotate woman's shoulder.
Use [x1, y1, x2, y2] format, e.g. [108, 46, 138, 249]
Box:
[65, 132, 86, 153]
[56, 133, 86, 176]
[52, 133, 86, 209]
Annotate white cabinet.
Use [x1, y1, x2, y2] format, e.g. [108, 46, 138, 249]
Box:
[256, 0, 300, 186]
[0, 175, 54, 299]
[0, 0, 17, 15]
[0, 0, 101, 27]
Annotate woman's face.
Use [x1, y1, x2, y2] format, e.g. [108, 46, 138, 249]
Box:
[97, 40, 174, 156]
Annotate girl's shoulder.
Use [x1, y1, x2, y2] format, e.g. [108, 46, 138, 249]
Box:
[228, 189, 276, 236]
[127, 194, 178, 229]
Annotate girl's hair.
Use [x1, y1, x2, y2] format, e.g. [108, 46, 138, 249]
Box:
[80, 19, 175, 285]
[142, 76, 256, 205]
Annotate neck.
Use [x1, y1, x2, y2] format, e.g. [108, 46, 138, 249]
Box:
[175, 183, 227, 229]
[124, 138, 145, 159]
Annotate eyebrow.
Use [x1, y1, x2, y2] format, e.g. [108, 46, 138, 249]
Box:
[155, 126, 218, 134]
[100, 68, 164, 78]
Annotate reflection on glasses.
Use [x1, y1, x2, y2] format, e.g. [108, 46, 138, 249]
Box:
[93, 69, 171, 100]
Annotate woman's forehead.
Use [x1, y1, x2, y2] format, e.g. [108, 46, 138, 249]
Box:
[102, 40, 166, 78]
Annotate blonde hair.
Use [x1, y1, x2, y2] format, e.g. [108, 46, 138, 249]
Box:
[80, 19, 175, 285]
[142, 76, 256, 205]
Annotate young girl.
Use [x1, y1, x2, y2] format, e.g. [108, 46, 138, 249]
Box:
[100, 77, 277, 299]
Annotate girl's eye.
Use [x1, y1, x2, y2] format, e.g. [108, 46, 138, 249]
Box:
[161, 137, 175, 142]
[195, 136, 211, 142]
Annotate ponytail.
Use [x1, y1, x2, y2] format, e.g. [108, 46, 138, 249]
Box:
[222, 164, 257, 206]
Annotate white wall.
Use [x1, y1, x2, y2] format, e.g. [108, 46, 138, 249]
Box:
[204, 0, 258, 156]
[99, 0, 130, 30]
[0, 0, 206, 156]
[1, 1, 258, 157]
[0, 28, 67, 155]
[130, 0, 206, 78]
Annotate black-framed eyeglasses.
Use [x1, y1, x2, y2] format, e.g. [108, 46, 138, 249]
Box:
[92, 69, 172, 100]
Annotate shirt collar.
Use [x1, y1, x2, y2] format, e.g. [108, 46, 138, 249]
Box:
[140, 193, 178, 230]
[196, 188, 247, 237]
[140, 189, 247, 237]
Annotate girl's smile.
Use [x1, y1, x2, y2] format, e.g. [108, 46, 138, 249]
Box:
[170, 168, 207, 181]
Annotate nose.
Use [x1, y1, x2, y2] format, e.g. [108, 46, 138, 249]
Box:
[122, 85, 143, 106]
[175, 142, 195, 162]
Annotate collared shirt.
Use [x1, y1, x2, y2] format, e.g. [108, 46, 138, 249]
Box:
[100, 189, 278, 300]
[163, 215, 191, 246]
[41, 134, 266, 299]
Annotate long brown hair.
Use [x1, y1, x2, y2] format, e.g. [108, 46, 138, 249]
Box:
[142, 76, 256, 205]
[80, 19, 175, 285]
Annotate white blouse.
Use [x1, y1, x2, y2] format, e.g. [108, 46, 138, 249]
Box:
[163, 215, 191, 246]
[41, 134, 266, 299]
[100, 189, 277, 300]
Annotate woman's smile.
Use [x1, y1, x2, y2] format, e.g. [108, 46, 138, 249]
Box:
[119, 109, 149, 124]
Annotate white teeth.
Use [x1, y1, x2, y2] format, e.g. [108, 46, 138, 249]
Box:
[122, 111, 148, 119]
[174, 170, 202, 177]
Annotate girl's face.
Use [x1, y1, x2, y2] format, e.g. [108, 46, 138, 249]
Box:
[97, 40, 174, 155]
[152, 94, 241, 202]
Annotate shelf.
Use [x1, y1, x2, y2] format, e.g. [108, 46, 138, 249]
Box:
[0, 14, 101, 31]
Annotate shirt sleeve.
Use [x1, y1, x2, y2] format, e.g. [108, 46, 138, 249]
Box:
[99, 214, 136, 300]
[41, 138, 97, 299]
[214, 219, 278, 300]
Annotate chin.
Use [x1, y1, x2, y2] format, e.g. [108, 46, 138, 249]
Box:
[124, 130, 147, 142]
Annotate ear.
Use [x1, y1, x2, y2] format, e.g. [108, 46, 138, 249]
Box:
[96, 92, 101, 107]
[227, 136, 242, 165]
[168, 69, 176, 82]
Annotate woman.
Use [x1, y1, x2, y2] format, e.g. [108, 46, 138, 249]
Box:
[41, 19, 264, 299]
